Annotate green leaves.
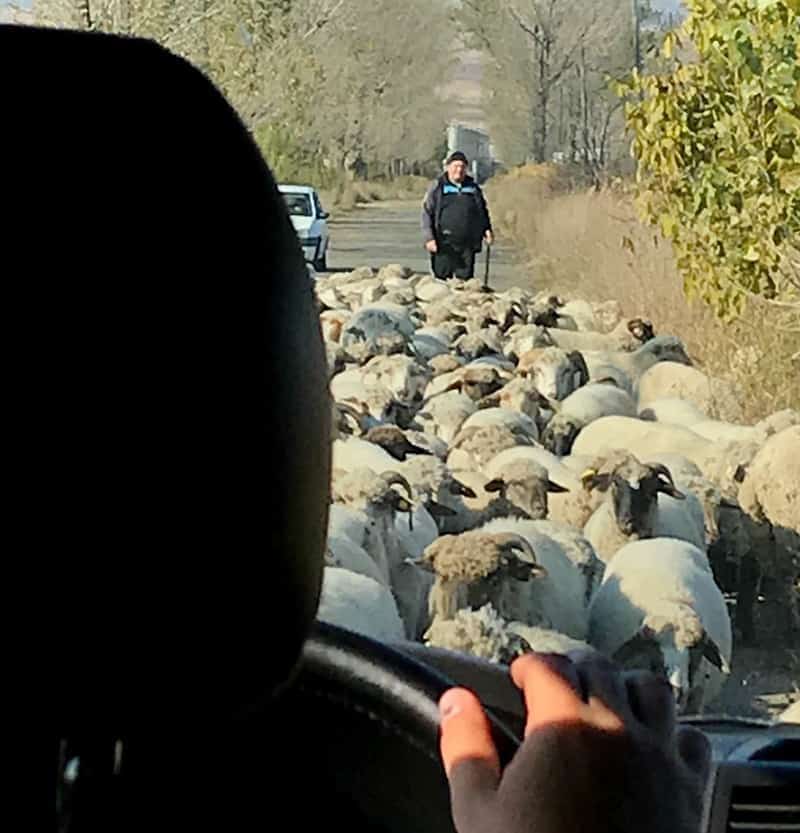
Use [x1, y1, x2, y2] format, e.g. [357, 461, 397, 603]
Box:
[619, 0, 800, 319]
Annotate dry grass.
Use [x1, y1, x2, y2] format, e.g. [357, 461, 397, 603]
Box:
[320, 175, 430, 212]
[486, 170, 800, 422]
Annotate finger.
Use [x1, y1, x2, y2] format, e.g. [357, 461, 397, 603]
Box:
[439, 688, 501, 784]
[569, 652, 629, 731]
[677, 726, 712, 783]
[511, 653, 585, 734]
[624, 671, 676, 741]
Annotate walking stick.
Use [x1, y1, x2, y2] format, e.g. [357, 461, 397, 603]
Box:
[481, 242, 492, 293]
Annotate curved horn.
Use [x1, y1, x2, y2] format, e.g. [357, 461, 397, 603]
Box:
[477, 392, 502, 410]
[647, 463, 677, 487]
[493, 532, 539, 565]
[647, 463, 686, 500]
[381, 472, 414, 500]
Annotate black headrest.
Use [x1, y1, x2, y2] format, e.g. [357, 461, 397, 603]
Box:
[3, 25, 330, 733]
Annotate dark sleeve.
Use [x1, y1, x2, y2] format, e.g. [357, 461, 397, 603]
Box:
[476, 185, 492, 233]
[421, 181, 438, 242]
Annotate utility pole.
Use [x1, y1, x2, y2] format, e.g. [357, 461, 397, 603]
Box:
[632, 0, 642, 73]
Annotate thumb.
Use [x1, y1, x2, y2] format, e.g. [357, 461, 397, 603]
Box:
[439, 688, 500, 826]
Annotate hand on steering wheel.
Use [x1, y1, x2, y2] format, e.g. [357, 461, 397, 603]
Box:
[439, 652, 711, 833]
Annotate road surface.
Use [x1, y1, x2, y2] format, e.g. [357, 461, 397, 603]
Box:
[324, 199, 524, 292]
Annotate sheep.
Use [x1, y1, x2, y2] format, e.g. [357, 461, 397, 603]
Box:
[579, 452, 702, 563]
[423, 603, 530, 663]
[519, 347, 589, 400]
[451, 459, 569, 532]
[320, 309, 350, 343]
[362, 426, 433, 461]
[331, 467, 431, 639]
[402, 430, 449, 461]
[737, 427, 800, 641]
[359, 354, 432, 405]
[588, 538, 732, 714]
[558, 299, 598, 332]
[541, 382, 638, 456]
[454, 328, 505, 361]
[478, 376, 552, 424]
[477, 517, 595, 639]
[459, 407, 540, 441]
[397, 454, 478, 533]
[637, 361, 745, 423]
[414, 390, 477, 444]
[415, 278, 452, 303]
[428, 353, 464, 377]
[525, 519, 605, 604]
[503, 324, 553, 361]
[325, 533, 387, 585]
[447, 423, 535, 472]
[332, 379, 413, 428]
[430, 365, 507, 403]
[332, 437, 402, 475]
[543, 317, 655, 353]
[340, 303, 415, 360]
[417, 530, 547, 622]
[411, 330, 451, 361]
[738, 426, 800, 537]
[316, 567, 406, 642]
[580, 336, 692, 396]
[572, 416, 714, 469]
[639, 397, 709, 427]
[485, 445, 582, 492]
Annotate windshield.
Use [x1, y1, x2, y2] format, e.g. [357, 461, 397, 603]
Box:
[284, 193, 313, 218]
[23, 0, 799, 725]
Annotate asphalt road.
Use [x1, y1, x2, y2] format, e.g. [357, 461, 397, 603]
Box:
[324, 199, 523, 292]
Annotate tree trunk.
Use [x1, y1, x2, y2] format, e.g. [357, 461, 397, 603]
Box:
[536, 35, 551, 163]
[77, 0, 92, 29]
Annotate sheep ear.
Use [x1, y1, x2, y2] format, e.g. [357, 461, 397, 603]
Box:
[426, 501, 457, 518]
[484, 478, 506, 494]
[450, 479, 477, 499]
[581, 468, 611, 492]
[658, 479, 686, 500]
[547, 480, 569, 493]
[701, 636, 729, 674]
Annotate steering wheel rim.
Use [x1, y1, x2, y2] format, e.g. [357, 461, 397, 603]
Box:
[269, 622, 521, 832]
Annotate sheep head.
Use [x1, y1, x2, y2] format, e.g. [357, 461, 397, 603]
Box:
[418, 531, 547, 583]
[365, 426, 433, 461]
[581, 454, 684, 537]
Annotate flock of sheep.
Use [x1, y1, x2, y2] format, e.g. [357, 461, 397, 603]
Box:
[312, 263, 799, 719]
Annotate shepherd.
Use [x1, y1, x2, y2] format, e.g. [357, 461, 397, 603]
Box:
[421, 150, 493, 280]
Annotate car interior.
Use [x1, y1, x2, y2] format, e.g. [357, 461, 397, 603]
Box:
[4, 22, 795, 833]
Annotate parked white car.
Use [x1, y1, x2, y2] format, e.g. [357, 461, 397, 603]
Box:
[278, 184, 330, 271]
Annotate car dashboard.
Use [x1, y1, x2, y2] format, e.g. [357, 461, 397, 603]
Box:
[393, 641, 800, 833]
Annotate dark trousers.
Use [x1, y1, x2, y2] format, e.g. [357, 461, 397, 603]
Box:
[431, 243, 476, 279]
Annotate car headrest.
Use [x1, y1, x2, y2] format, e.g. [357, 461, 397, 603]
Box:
[3, 25, 331, 734]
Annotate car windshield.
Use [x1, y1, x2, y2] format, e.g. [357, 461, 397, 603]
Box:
[25, 0, 799, 725]
[284, 193, 313, 217]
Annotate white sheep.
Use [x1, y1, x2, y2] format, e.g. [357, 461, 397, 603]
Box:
[485, 445, 582, 492]
[637, 361, 745, 423]
[588, 538, 732, 714]
[415, 390, 477, 444]
[638, 397, 709, 427]
[332, 437, 401, 475]
[359, 354, 432, 405]
[478, 517, 594, 639]
[447, 424, 535, 473]
[520, 347, 589, 400]
[541, 382, 638, 456]
[543, 317, 654, 353]
[317, 567, 406, 642]
[580, 453, 704, 563]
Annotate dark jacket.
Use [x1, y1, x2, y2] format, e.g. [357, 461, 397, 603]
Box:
[421, 173, 492, 252]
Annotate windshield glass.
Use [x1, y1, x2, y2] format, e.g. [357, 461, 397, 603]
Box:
[284, 193, 313, 217]
[25, 0, 799, 724]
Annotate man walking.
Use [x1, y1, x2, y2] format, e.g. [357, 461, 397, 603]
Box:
[421, 150, 493, 280]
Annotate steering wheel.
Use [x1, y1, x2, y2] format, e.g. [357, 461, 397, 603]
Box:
[263, 622, 521, 833]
